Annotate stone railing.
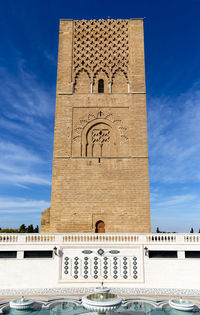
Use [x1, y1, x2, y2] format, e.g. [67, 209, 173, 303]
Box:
[0, 233, 200, 244]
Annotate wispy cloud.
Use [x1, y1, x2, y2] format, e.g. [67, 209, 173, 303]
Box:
[0, 197, 49, 213]
[148, 83, 200, 184]
[0, 141, 43, 164]
[0, 57, 55, 189]
[151, 192, 199, 211]
[0, 60, 55, 150]
[0, 140, 51, 187]
[148, 83, 200, 231]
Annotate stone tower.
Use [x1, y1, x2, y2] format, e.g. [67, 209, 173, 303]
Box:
[41, 18, 151, 233]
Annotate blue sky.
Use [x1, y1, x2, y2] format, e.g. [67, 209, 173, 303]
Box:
[1, 0, 200, 232]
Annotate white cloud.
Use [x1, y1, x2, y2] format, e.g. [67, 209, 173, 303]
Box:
[151, 193, 198, 209]
[0, 141, 43, 164]
[148, 84, 200, 183]
[0, 59, 54, 188]
[0, 140, 51, 186]
[0, 60, 55, 150]
[0, 173, 51, 186]
[0, 197, 49, 212]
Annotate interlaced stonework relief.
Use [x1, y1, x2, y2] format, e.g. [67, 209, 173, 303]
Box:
[72, 110, 128, 157]
[73, 19, 129, 85]
[92, 129, 110, 144]
[73, 111, 128, 144]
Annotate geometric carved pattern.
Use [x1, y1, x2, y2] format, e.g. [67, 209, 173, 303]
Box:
[123, 256, 128, 279]
[133, 256, 138, 279]
[109, 250, 120, 254]
[73, 19, 129, 83]
[97, 248, 104, 255]
[73, 110, 128, 144]
[82, 250, 93, 254]
[63, 255, 139, 281]
[93, 257, 99, 279]
[64, 257, 69, 275]
[83, 257, 89, 279]
[113, 257, 118, 279]
[103, 256, 109, 279]
[92, 129, 110, 144]
[73, 256, 79, 279]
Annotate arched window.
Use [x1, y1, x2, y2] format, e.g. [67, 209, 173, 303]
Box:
[95, 220, 105, 233]
[98, 79, 104, 93]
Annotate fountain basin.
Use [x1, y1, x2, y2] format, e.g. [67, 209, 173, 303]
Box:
[169, 299, 195, 311]
[94, 287, 110, 294]
[9, 298, 34, 310]
[82, 293, 122, 313]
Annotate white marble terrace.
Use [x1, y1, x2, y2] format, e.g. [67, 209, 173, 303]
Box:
[1, 233, 200, 296]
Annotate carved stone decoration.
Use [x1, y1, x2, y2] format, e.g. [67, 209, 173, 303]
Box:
[113, 257, 118, 279]
[103, 256, 109, 279]
[92, 129, 110, 144]
[83, 257, 89, 279]
[62, 252, 139, 281]
[133, 256, 138, 279]
[64, 257, 69, 275]
[82, 250, 93, 254]
[123, 256, 128, 279]
[73, 257, 79, 279]
[97, 248, 104, 256]
[109, 250, 120, 254]
[73, 19, 129, 85]
[93, 257, 99, 279]
[85, 123, 113, 157]
[72, 110, 128, 156]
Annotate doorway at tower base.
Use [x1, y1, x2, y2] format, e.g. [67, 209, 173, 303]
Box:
[41, 207, 151, 234]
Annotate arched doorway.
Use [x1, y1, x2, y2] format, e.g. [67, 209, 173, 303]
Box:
[95, 220, 105, 233]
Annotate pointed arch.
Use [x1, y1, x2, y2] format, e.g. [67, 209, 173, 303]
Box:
[93, 67, 109, 81]
[112, 68, 128, 93]
[81, 118, 119, 157]
[93, 68, 109, 93]
[75, 69, 91, 93]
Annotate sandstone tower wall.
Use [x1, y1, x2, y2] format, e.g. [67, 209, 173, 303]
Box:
[41, 18, 151, 233]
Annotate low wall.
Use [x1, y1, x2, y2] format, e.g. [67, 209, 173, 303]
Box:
[1, 233, 200, 295]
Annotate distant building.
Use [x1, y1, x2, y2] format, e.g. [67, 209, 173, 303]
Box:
[41, 19, 151, 233]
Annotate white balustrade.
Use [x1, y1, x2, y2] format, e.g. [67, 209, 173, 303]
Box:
[0, 233, 200, 244]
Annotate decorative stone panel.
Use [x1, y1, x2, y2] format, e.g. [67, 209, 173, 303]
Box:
[61, 246, 143, 282]
[72, 107, 129, 157]
[73, 19, 129, 85]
